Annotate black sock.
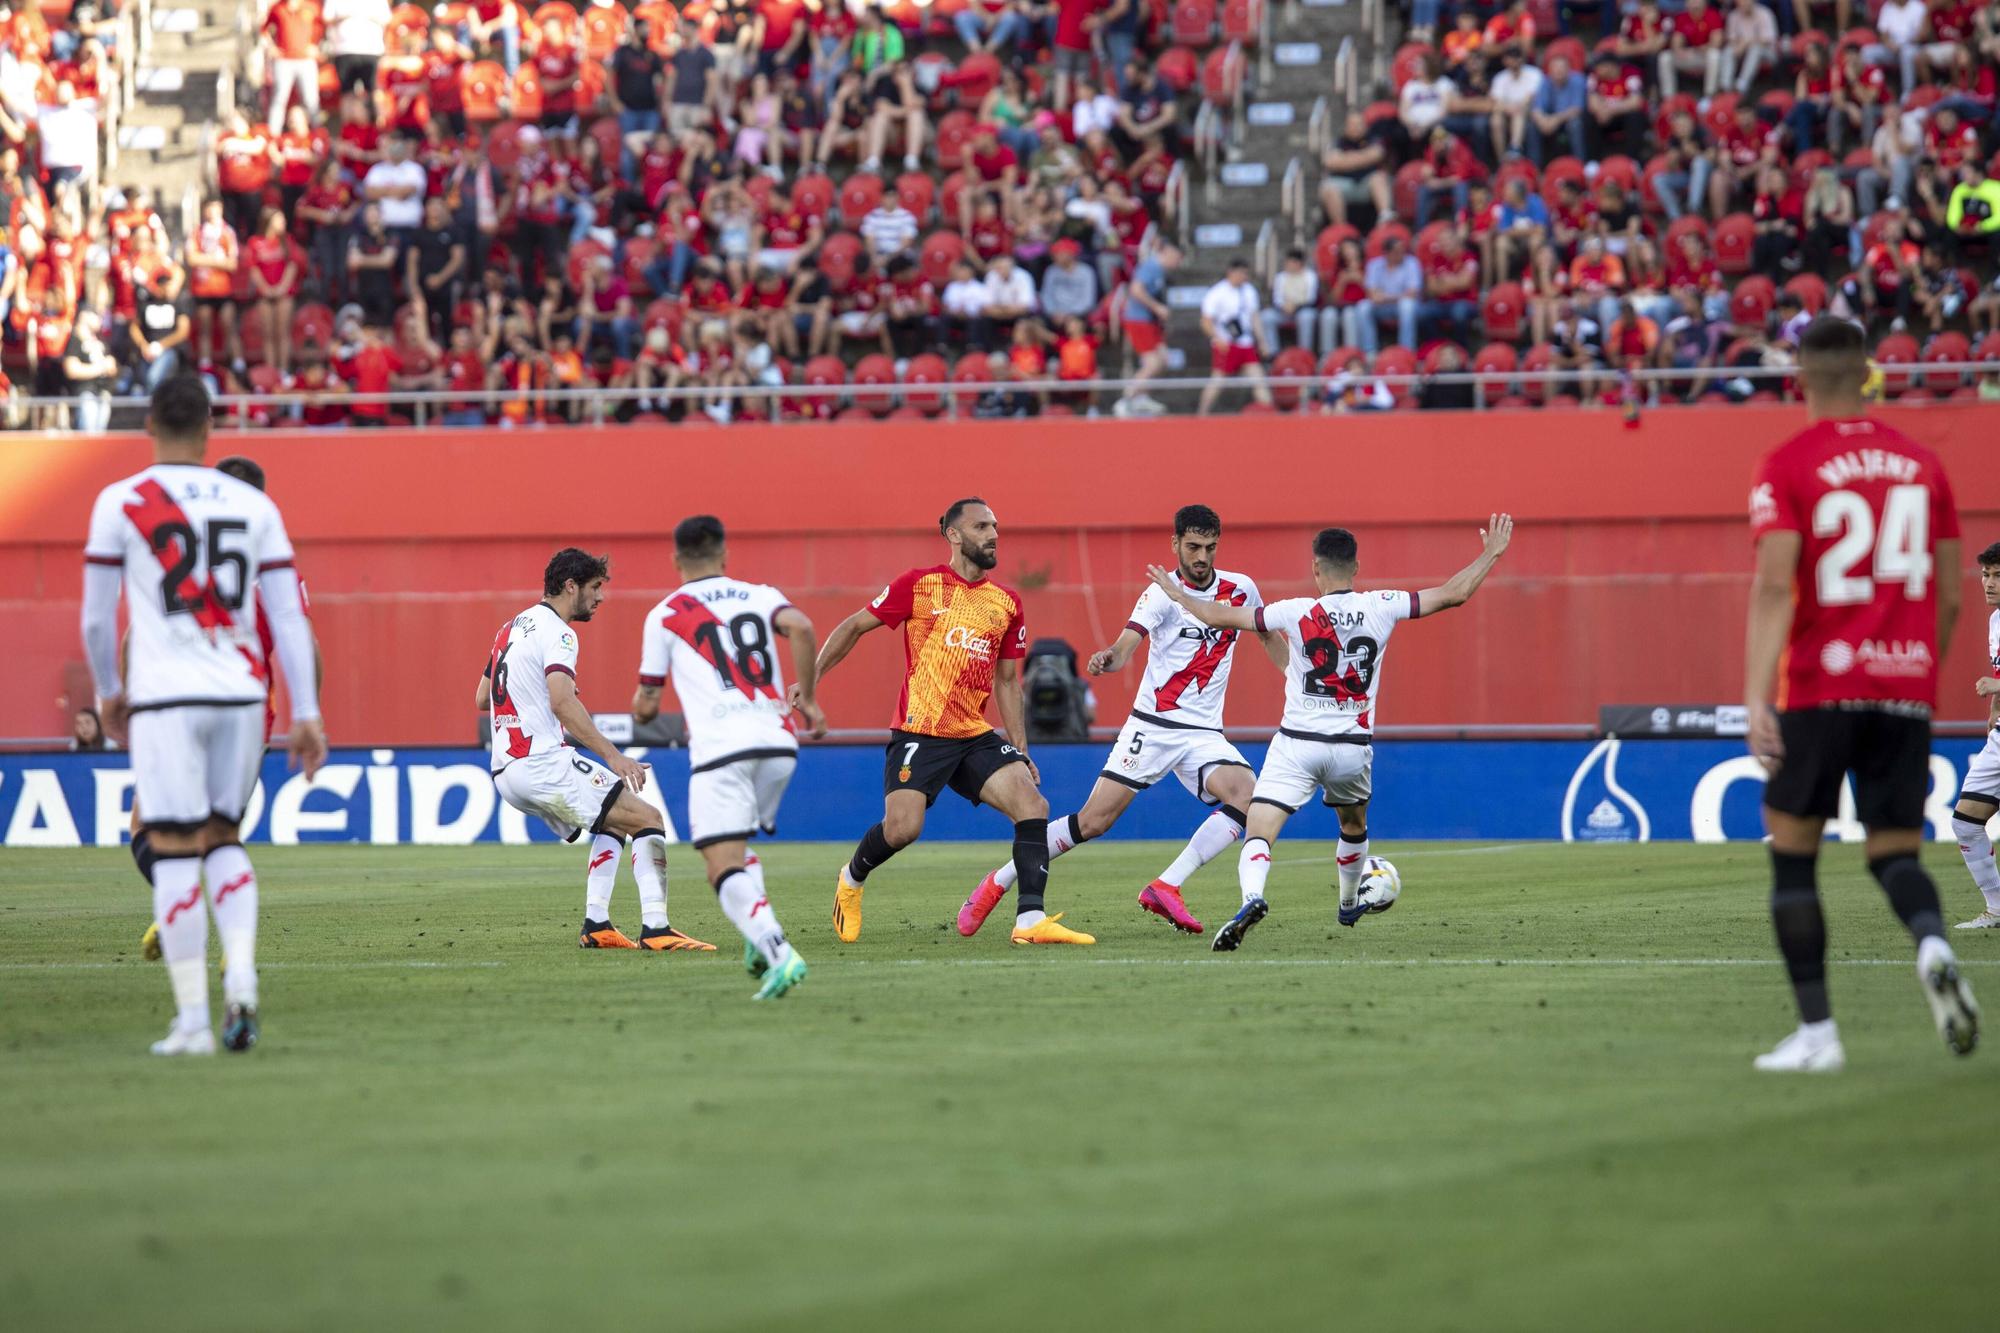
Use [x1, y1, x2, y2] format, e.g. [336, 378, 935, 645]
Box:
[130, 829, 158, 885]
[1064, 813, 1090, 846]
[1771, 849, 1831, 1024]
[847, 823, 899, 885]
[1869, 853, 1945, 943]
[1014, 817, 1050, 914]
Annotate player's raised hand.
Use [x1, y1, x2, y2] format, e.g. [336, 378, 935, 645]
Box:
[1481, 513, 1514, 557]
[1748, 704, 1785, 775]
[1087, 648, 1118, 675]
[289, 717, 328, 780]
[610, 751, 647, 789]
[1144, 564, 1182, 597]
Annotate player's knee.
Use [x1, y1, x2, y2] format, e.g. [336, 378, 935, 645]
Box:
[1954, 798, 1998, 825]
[882, 810, 924, 846]
[1076, 807, 1115, 840]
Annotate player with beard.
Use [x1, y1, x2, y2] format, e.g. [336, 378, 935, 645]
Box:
[815, 498, 1095, 945]
[957, 505, 1286, 938]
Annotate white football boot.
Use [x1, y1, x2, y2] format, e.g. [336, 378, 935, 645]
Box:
[1953, 910, 2000, 930]
[1753, 1021, 1846, 1072]
[1918, 939, 1981, 1056]
[150, 1022, 216, 1057]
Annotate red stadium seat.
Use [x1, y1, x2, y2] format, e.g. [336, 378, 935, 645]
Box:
[1654, 94, 1697, 144]
[1903, 84, 1943, 112]
[1157, 46, 1201, 92]
[1172, 0, 1217, 46]
[1596, 155, 1641, 194]
[1757, 88, 1794, 118]
[1314, 223, 1359, 281]
[1391, 161, 1427, 221]
[1318, 347, 1362, 376]
[1701, 92, 1739, 140]
[461, 61, 507, 123]
[919, 229, 966, 287]
[1493, 156, 1538, 197]
[1729, 275, 1775, 327]
[903, 353, 949, 413]
[742, 174, 775, 212]
[1789, 148, 1832, 193]
[1268, 345, 1316, 409]
[934, 111, 975, 171]
[792, 172, 835, 222]
[642, 299, 684, 342]
[951, 351, 991, 410]
[1977, 331, 2000, 362]
[897, 172, 937, 221]
[1640, 154, 1674, 212]
[509, 67, 545, 122]
[952, 52, 1003, 103]
[1472, 342, 1519, 377]
[1390, 42, 1429, 91]
[388, 4, 430, 49]
[1413, 221, 1452, 270]
[1843, 147, 1875, 172]
[1200, 46, 1243, 105]
[247, 364, 284, 394]
[1372, 346, 1417, 400]
[852, 354, 898, 414]
[839, 173, 885, 224]
[1713, 213, 1755, 275]
[485, 120, 526, 172]
[1482, 282, 1526, 342]
[1522, 342, 1555, 402]
[1874, 331, 1919, 396]
[565, 238, 612, 293]
[938, 170, 969, 226]
[1783, 272, 1827, 314]
[801, 355, 848, 417]
[1541, 157, 1587, 207]
[819, 232, 864, 292]
[1924, 331, 1973, 395]
[1664, 213, 1712, 252]
[1542, 37, 1588, 75]
[1365, 220, 1411, 259]
[1221, 0, 1262, 45]
[292, 302, 334, 350]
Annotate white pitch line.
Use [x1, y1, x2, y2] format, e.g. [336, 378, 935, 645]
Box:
[0, 960, 507, 972]
[831, 957, 2000, 969]
[1285, 844, 1535, 866]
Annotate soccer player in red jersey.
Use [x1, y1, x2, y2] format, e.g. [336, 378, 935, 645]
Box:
[1745, 317, 1979, 1071]
[815, 499, 1094, 946]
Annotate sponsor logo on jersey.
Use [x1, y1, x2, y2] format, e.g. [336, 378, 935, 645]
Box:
[1821, 639, 1856, 675]
[944, 625, 994, 656]
[872, 586, 890, 607]
[1176, 626, 1229, 642]
[1748, 482, 1777, 526]
[1855, 638, 1934, 678]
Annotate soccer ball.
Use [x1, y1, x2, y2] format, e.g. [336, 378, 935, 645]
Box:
[1356, 856, 1400, 914]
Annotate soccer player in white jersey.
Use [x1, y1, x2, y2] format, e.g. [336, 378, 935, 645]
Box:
[478, 548, 712, 953]
[958, 504, 1287, 937]
[1949, 541, 2000, 929]
[79, 375, 326, 1055]
[1148, 518, 1512, 951]
[631, 515, 825, 999]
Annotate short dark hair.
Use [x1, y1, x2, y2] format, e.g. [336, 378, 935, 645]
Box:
[1313, 527, 1359, 568]
[149, 373, 211, 444]
[1798, 315, 1869, 395]
[214, 456, 266, 491]
[1227, 257, 1250, 271]
[1979, 541, 2000, 569]
[940, 497, 987, 536]
[1798, 315, 1867, 361]
[1174, 504, 1222, 538]
[675, 514, 727, 561]
[543, 547, 611, 596]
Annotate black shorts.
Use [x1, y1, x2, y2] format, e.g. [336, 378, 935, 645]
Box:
[884, 729, 1026, 808]
[195, 295, 232, 315]
[1763, 706, 1932, 829]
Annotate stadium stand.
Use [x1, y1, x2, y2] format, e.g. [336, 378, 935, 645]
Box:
[10, 0, 2000, 425]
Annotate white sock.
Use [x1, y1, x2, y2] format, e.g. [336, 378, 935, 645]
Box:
[994, 814, 1083, 891]
[153, 856, 210, 1032]
[202, 844, 259, 1008]
[1953, 814, 2000, 912]
[717, 864, 789, 967]
[630, 832, 669, 930]
[1918, 934, 1956, 975]
[1801, 1017, 1839, 1042]
[1014, 909, 1046, 928]
[1336, 831, 1370, 908]
[584, 833, 622, 921]
[1157, 809, 1246, 888]
[1238, 838, 1272, 905]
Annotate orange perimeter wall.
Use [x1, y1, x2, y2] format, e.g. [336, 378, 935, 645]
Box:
[6, 404, 1999, 744]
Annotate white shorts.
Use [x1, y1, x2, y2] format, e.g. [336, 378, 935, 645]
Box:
[1965, 730, 2000, 803]
[129, 702, 266, 831]
[1252, 732, 1373, 812]
[494, 747, 622, 843]
[688, 752, 797, 848]
[1101, 718, 1251, 805]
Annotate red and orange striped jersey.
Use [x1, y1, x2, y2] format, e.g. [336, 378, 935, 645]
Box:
[867, 564, 1028, 738]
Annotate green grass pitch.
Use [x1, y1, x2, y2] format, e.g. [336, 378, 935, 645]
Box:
[3, 839, 1996, 1332]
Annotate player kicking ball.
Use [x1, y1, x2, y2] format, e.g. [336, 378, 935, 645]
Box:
[81, 376, 326, 1055]
[1146, 518, 1511, 951]
[632, 516, 822, 999]
[816, 498, 1094, 945]
[479, 548, 713, 953]
[1746, 316, 1978, 1071]
[1947, 541, 2000, 931]
[959, 504, 1287, 937]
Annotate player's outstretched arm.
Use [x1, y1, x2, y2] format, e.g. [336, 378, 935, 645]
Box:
[1256, 630, 1288, 672]
[777, 605, 828, 738]
[814, 606, 884, 680]
[1415, 513, 1513, 615]
[548, 670, 646, 788]
[1744, 530, 1802, 773]
[474, 671, 492, 711]
[80, 560, 126, 741]
[1087, 627, 1145, 676]
[1142, 566, 1258, 630]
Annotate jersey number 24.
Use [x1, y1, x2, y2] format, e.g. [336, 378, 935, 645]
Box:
[1813, 484, 1932, 606]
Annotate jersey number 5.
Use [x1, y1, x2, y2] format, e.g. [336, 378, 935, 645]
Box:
[1813, 484, 1932, 606]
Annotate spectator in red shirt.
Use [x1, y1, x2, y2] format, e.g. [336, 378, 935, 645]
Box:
[274, 103, 324, 220]
[576, 251, 639, 359]
[535, 15, 582, 131]
[882, 253, 939, 358]
[1750, 164, 1803, 279]
[187, 198, 242, 370]
[1783, 42, 1836, 152]
[297, 159, 359, 305]
[215, 110, 277, 247]
[960, 121, 1020, 233]
[246, 207, 302, 376]
[345, 322, 405, 426]
[1587, 55, 1648, 159]
[1849, 208, 1920, 326]
[262, 0, 324, 133]
[1051, 0, 1098, 108]
[1658, 0, 1723, 100]
[1421, 226, 1482, 345]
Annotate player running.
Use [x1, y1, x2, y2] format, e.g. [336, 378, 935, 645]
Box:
[816, 498, 1095, 946]
[478, 548, 712, 953]
[632, 516, 823, 1000]
[137, 454, 321, 963]
[81, 375, 326, 1055]
[958, 504, 1285, 937]
[1745, 316, 1978, 1072]
[1948, 541, 2000, 931]
[1146, 518, 1511, 951]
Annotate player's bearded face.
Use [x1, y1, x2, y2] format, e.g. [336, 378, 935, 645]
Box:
[573, 578, 607, 621]
[958, 523, 999, 570]
[1176, 535, 1217, 587]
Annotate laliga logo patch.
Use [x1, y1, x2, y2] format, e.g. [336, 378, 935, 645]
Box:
[559, 632, 576, 650]
[1748, 482, 1777, 526]
[1820, 639, 1856, 676]
[871, 586, 890, 608]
